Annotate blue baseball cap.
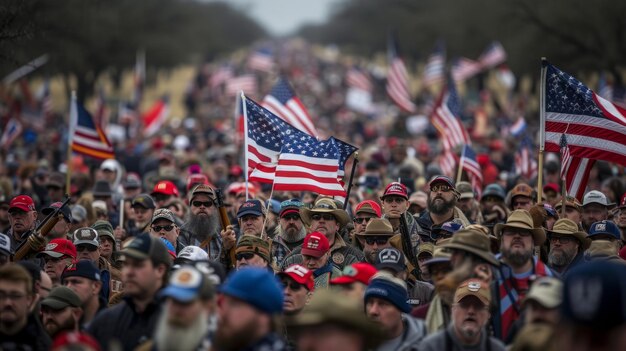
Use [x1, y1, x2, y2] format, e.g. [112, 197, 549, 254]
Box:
[219, 267, 284, 314]
[237, 199, 266, 218]
[161, 266, 215, 302]
[588, 220, 621, 240]
[62, 260, 101, 282]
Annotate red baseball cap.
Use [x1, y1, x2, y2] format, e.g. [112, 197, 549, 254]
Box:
[9, 195, 35, 213]
[543, 183, 559, 194]
[186, 174, 209, 192]
[330, 263, 378, 285]
[618, 193, 626, 209]
[151, 180, 179, 197]
[278, 264, 315, 291]
[301, 232, 330, 258]
[52, 331, 101, 351]
[355, 200, 382, 217]
[381, 182, 408, 200]
[36, 238, 77, 259]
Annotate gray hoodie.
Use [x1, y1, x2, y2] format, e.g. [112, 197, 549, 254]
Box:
[375, 314, 427, 351]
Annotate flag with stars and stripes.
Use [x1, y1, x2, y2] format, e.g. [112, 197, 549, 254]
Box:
[514, 136, 537, 180]
[431, 75, 471, 149]
[542, 61, 626, 166]
[422, 40, 445, 87]
[478, 41, 507, 69]
[386, 34, 415, 113]
[69, 94, 114, 160]
[262, 77, 318, 137]
[460, 144, 483, 199]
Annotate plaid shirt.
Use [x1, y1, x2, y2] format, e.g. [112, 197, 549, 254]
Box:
[178, 228, 222, 261]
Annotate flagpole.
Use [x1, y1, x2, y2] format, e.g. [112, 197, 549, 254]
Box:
[537, 58, 548, 203]
[343, 152, 359, 210]
[261, 184, 276, 241]
[66, 91, 77, 195]
[456, 147, 465, 184]
[241, 92, 250, 201]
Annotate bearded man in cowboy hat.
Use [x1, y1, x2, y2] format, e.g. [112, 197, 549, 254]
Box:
[547, 218, 590, 275]
[492, 209, 556, 340]
[281, 198, 364, 271]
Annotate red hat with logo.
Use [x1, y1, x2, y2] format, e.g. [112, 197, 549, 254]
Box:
[381, 182, 409, 200]
[301, 232, 330, 258]
[330, 263, 378, 285]
[52, 331, 101, 351]
[278, 264, 315, 291]
[151, 180, 179, 197]
[355, 200, 382, 217]
[36, 238, 77, 259]
[9, 195, 36, 213]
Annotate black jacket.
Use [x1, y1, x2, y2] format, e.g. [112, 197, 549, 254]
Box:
[0, 313, 51, 351]
[87, 295, 163, 351]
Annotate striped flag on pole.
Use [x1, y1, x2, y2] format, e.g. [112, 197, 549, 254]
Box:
[452, 57, 482, 83]
[262, 77, 318, 137]
[142, 96, 169, 137]
[559, 134, 571, 180]
[461, 145, 483, 199]
[69, 94, 114, 160]
[478, 41, 507, 69]
[386, 34, 415, 113]
[431, 76, 471, 148]
[422, 41, 445, 87]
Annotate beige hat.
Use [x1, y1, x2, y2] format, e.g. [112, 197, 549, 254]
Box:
[547, 218, 590, 250]
[357, 218, 394, 237]
[300, 198, 350, 227]
[494, 210, 546, 245]
[454, 279, 491, 305]
[441, 228, 499, 266]
[523, 276, 562, 309]
[457, 181, 474, 200]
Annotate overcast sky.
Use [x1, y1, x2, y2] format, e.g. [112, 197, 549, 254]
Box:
[214, 0, 342, 36]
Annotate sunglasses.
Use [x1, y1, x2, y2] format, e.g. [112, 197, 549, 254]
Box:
[430, 184, 453, 193]
[152, 225, 174, 232]
[77, 245, 98, 252]
[383, 197, 406, 204]
[192, 201, 213, 208]
[281, 279, 305, 291]
[364, 236, 390, 245]
[282, 214, 300, 221]
[353, 217, 372, 224]
[153, 194, 171, 202]
[311, 213, 336, 221]
[549, 236, 575, 244]
[236, 252, 255, 261]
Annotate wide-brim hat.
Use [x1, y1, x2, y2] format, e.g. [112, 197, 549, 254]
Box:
[547, 218, 590, 250]
[441, 229, 500, 266]
[300, 198, 349, 227]
[494, 210, 546, 246]
[356, 218, 394, 237]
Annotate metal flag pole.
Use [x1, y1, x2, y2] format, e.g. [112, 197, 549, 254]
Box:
[537, 58, 548, 203]
[343, 152, 359, 210]
[456, 146, 465, 184]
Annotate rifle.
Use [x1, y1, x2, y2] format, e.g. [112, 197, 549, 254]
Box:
[14, 196, 71, 261]
[399, 213, 421, 280]
[212, 188, 236, 269]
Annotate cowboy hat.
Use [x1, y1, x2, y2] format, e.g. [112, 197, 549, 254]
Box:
[547, 218, 590, 250]
[494, 210, 546, 245]
[300, 198, 349, 227]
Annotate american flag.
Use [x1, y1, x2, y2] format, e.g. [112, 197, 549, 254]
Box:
[248, 47, 275, 73]
[274, 136, 346, 197]
[562, 157, 595, 200]
[508, 117, 527, 137]
[559, 134, 571, 180]
[226, 75, 257, 97]
[69, 94, 114, 160]
[460, 144, 483, 199]
[142, 96, 169, 137]
[439, 148, 457, 178]
[543, 62, 626, 166]
[478, 41, 507, 69]
[0, 118, 23, 149]
[262, 77, 317, 137]
[330, 136, 358, 183]
[346, 66, 373, 92]
[452, 57, 482, 83]
[422, 40, 445, 87]
[386, 34, 416, 113]
[514, 136, 537, 180]
[431, 76, 471, 149]
[210, 64, 233, 89]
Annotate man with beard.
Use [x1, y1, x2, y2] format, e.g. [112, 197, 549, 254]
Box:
[419, 279, 505, 351]
[0, 263, 51, 350]
[62, 260, 104, 328]
[493, 210, 555, 340]
[522, 277, 562, 326]
[356, 218, 395, 264]
[273, 199, 307, 264]
[214, 267, 287, 351]
[87, 233, 171, 350]
[456, 182, 481, 223]
[7, 195, 38, 252]
[143, 266, 216, 351]
[181, 184, 222, 261]
[581, 190, 610, 231]
[365, 273, 427, 351]
[547, 218, 589, 275]
[480, 184, 509, 230]
[40, 286, 83, 339]
[415, 176, 470, 245]
[282, 198, 364, 271]
[586, 220, 624, 259]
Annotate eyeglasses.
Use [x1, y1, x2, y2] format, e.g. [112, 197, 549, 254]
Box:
[383, 197, 406, 204]
[0, 291, 27, 301]
[549, 236, 575, 244]
[192, 201, 213, 208]
[152, 225, 174, 232]
[281, 279, 305, 291]
[353, 217, 371, 224]
[236, 252, 255, 261]
[311, 213, 336, 221]
[282, 214, 300, 221]
[364, 236, 390, 245]
[430, 184, 453, 193]
[77, 245, 98, 252]
[502, 229, 532, 237]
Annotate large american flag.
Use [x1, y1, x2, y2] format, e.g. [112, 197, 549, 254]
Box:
[452, 57, 482, 83]
[543, 62, 626, 166]
[431, 76, 471, 148]
[422, 40, 445, 87]
[69, 95, 114, 160]
[461, 144, 483, 199]
[558, 132, 593, 200]
[478, 41, 507, 69]
[386, 35, 415, 113]
[262, 77, 318, 137]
